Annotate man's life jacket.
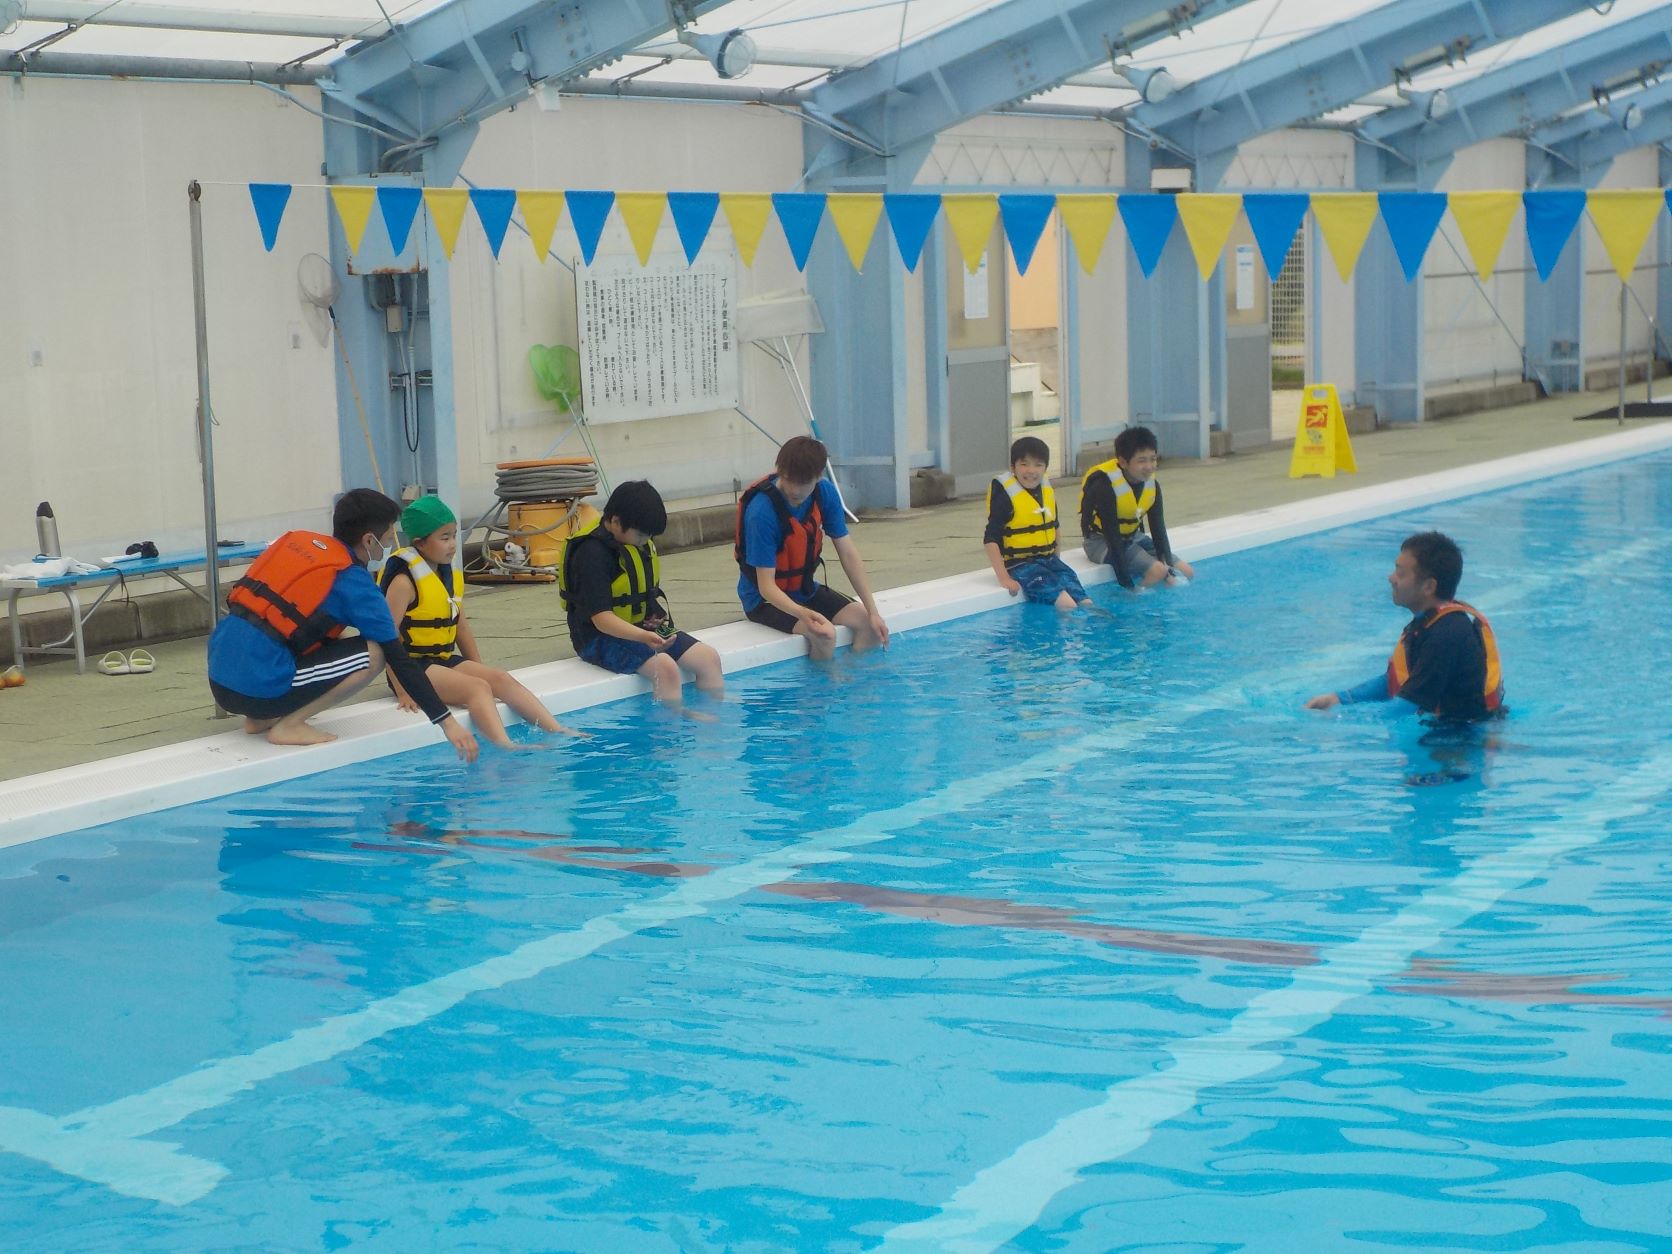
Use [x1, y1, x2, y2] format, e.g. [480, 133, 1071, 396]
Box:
[1080, 458, 1156, 538]
[225, 531, 351, 657]
[734, 475, 823, 596]
[388, 546, 463, 662]
[993, 475, 1058, 564]
[558, 518, 664, 627]
[1387, 601, 1505, 712]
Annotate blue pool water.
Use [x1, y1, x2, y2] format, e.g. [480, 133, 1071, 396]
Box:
[5, 453, 1672, 1250]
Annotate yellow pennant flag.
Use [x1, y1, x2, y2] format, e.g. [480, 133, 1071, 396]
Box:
[1587, 189, 1666, 283]
[1056, 194, 1118, 273]
[330, 185, 378, 254]
[720, 193, 773, 267]
[423, 188, 470, 260]
[1175, 193, 1243, 280]
[615, 192, 667, 266]
[517, 190, 564, 262]
[1447, 191, 1520, 281]
[943, 194, 1000, 273]
[1311, 193, 1379, 281]
[826, 193, 884, 271]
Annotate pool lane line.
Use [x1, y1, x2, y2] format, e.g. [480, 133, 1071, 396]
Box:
[875, 743, 1672, 1254]
[0, 527, 1663, 1205]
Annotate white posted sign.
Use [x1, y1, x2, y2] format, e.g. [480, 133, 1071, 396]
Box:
[576, 254, 740, 424]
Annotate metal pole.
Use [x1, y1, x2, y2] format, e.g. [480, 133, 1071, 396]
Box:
[1617, 281, 1628, 427]
[1650, 317, 1658, 405]
[188, 180, 230, 718]
[774, 335, 858, 522]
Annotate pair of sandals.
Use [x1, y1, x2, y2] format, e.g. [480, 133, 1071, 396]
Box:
[98, 649, 156, 676]
[0, 665, 23, 689]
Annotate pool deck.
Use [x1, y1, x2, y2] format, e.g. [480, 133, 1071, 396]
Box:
[0, 390, 1665, 786]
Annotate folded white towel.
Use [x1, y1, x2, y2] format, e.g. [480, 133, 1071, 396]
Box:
[0, 557, 102, 583]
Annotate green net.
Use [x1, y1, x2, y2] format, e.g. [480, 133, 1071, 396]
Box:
[528, 344, 581, 413]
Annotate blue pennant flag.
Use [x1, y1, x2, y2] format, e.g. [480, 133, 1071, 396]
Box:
[1117, 194, 1178, 278]
[248, 183, 292, 252]
[884, 194, 941, 272]
[667, 192, 720, 264]
[1242, 192, 1310, 280]
[565, 190, 616, 265]
[998, 195, 1056, 276]
[1522, 189, 1588, 281]
[377, 186, 423, 255]
[1377, 191, 1448, 282]
[469, 188, 518, 259]
[772, 193, 827, 271]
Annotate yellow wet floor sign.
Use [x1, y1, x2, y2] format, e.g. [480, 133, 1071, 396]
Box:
[1288, 383, 1358, 478]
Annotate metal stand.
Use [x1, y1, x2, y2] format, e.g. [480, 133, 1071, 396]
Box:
[1618, 281, 1628, 427]
[750, 335, 858, 522]
[188, 180, 231, 718]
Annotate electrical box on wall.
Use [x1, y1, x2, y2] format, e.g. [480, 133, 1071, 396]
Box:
[1149, 168, 1193, 193]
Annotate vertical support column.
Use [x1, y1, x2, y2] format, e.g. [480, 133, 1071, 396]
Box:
[1523, 150, 1585, 394]
[1061, 247, 1082, 470]
[1352, 148, 1425, 422]
[1657, 148, 1672, 377]
[922, 219, 950, 474]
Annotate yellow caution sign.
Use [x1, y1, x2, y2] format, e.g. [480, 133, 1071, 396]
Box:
[1288, 383, 1358, 479]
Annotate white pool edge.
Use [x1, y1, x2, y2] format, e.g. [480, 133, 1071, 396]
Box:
[6, 422, 1672, 849]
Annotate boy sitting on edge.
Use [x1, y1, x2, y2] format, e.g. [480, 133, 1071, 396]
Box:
[984, 435, 1093, 611]
[562, 480, 724, 707]
[1079, 425, 1196, 590]
[735, 435, 888, 662]
[381, 495, 580, 748]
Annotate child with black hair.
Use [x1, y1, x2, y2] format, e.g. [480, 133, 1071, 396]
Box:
[1079, 425, 1196, 590]
[984, 435, 1093, 611]
[562, 480, 724, 707]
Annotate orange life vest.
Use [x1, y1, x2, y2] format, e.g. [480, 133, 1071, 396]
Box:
[735, 475, 824, 596]
[1387, 600, 1504, 713]
[226, 531, 352, 657]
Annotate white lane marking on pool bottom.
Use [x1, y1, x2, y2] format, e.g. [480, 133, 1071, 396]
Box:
[876, 745, 1672, 1254]
[0, 532, 1661, 1206]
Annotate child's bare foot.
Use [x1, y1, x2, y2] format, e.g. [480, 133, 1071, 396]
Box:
[243, 717, 278, 735]
[540, 720, 589, 738]
[679, 707, 719, 724]
[267, 722, 337, 747]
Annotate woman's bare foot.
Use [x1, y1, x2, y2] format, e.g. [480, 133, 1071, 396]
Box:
[243, 717, 278, 735]
[266, 721, 337, 747]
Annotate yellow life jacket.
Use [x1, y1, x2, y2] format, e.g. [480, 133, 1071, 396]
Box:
[559, 519, 664, 626]
[994, 475, 1058, 564]
[1081, 459, 1156, 538]
[389, 546, 463, 662]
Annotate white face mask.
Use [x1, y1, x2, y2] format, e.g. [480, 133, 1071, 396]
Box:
[365, 535, 394, 569]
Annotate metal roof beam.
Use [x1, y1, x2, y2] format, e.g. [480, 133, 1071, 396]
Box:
[1540, 92, 1672, 183]
[1530, 75, 1672, 149]
[1130, 0, 1597, 181]
[1359, 3, 1672, 166]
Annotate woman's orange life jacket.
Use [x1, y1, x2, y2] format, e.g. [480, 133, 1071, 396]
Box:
[734, 475, 824, 596]
[1387, 600, 1504, 713]
[226, 531, 352, 657]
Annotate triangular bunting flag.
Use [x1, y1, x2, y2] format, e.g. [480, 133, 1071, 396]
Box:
[248, 183, 292, 252]
[943, 194, 1000, 273]
[330, 185, 378, 255]
[1587, 189, 1666, 283]
[423, 188, 470, 260]
[883, 194, 941, 272]
[377, 186, 423, 255]
[667, 191, 720, 264]
[564, 190, 615, 266]
[772, 193, 827, 272]
[1311, 193, 1379, 281]
[469, 188, 518, 259]
[1522, 189, 1587, 281]
[1446, 191, 1520, 281]
[616, 192, 668, 265]
[998, 195, 1056, 276]
[1377, 191, 1448, 282]
[827, 193, 884, 271]
[1242, 192, 1309, 280]
[1055, 194, 1117, 273]
[1117, 194, 1178, 278]
[517, 190, 564, 261]
[1175, 193, 1242, 281]
[720, 193, 773, 267]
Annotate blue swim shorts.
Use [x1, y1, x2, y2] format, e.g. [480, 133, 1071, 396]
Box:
[579, 631, 699, 676]
[1008, 556, 1089, 606]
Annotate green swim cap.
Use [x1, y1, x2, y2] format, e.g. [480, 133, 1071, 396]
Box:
[401, 495, 457, 540]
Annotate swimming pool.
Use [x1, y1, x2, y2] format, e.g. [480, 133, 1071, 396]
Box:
[4, 449, 1672, 1250]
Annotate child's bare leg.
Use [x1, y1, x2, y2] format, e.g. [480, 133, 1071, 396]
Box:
[268, 642, 384, 747]
[457, 660, 569, 735]
[637, 653, 684, 706]
[1054, 590, 1079, 611]
[792, 618, 837, 662]
[680, 642, 725, 695]
[1140, 562, 1171, 588]
[428, 667, 515, 748]
[832, 602, 880, 652]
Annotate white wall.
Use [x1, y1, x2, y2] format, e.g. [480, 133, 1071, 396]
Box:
[1225, 130, 1354, 190]
[1584, 148, 1661, 371]
[0, 78, 339, 570]
[1427, 139, 1527, 388]
[451, 98, 811, 514]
